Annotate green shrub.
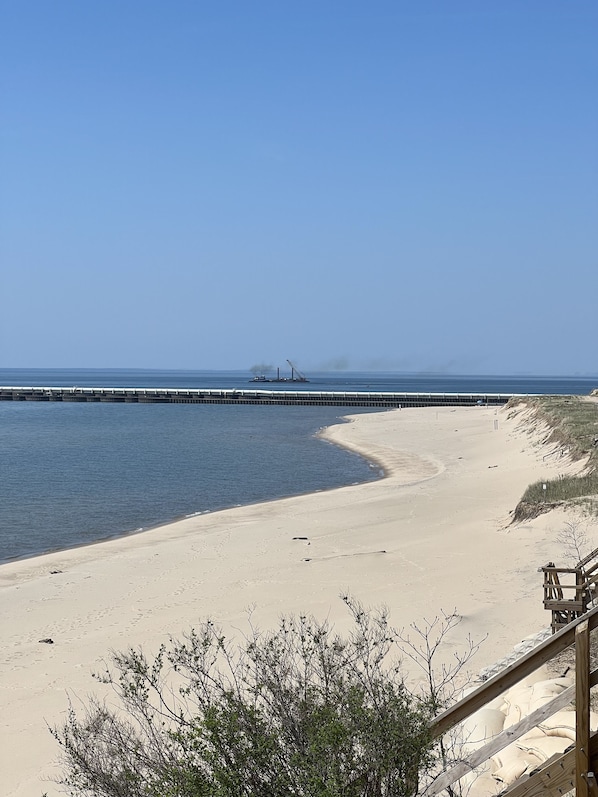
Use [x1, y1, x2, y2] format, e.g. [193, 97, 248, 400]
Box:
[51, 598, 435, 797]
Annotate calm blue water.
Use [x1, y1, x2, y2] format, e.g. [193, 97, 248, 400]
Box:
[1, 369, 596, 563]
[2, 367, 597, 394]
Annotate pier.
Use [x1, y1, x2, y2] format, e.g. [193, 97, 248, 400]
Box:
[0, 385, 518, 407]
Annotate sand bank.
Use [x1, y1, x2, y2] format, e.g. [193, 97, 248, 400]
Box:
[1, 404, 593, 797]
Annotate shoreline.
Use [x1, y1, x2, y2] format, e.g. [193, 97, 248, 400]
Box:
[0, 422, 385, 569]
[1, 404, 594, 797]
[0, 412, 384, 568]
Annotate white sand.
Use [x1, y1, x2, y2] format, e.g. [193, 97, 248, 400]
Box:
[1, 403, 593, 797]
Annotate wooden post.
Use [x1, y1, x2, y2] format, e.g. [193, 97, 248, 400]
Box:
[579, 566, 588, 613]
[576, 619, 591, 797]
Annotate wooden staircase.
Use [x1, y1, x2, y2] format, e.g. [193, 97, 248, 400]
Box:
[541, 547, 598, 634]
[422, 605, 598, 796]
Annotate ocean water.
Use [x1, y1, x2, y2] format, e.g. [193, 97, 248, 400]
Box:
[2, 367, 597, 395]
[1, 369, 596, 563]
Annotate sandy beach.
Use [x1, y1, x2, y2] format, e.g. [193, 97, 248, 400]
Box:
[1, 403, 593, 797]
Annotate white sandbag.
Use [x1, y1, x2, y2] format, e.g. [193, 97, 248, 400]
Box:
[486, 695, 508, 712]
[503, 693, 533, 728]
[529, 678, 571, 701]
[491, 744, 531, 777]
[515, 735, 571, 762]
[493, 754, 537, 785]
[537, 710, 576, 740]
[461, 708, 505, 747]
[514, 666, 551, 689]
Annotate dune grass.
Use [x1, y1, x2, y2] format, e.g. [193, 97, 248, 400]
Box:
[511, 395, 598, 521]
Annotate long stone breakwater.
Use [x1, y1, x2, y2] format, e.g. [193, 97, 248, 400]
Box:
[0, 386, 518, 408]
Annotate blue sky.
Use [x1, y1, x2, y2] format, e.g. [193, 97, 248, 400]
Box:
[1, 2, 596, 375]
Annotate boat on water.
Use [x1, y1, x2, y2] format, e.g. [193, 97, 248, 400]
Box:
[249, 361, 309, 383]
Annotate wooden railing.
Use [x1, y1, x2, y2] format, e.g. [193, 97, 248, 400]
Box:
[542, 547, 598, 633]
[422, 604, 598, 796]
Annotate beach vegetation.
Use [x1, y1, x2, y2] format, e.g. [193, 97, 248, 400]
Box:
[51, 597, 466, 797]
[556, 519, 593, 565]
[510, 396, 598, 521]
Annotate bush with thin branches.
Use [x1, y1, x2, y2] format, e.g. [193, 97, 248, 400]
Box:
[51, 597, 438, 797]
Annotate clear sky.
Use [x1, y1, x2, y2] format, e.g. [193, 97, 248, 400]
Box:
[1, 1, 596, 375]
